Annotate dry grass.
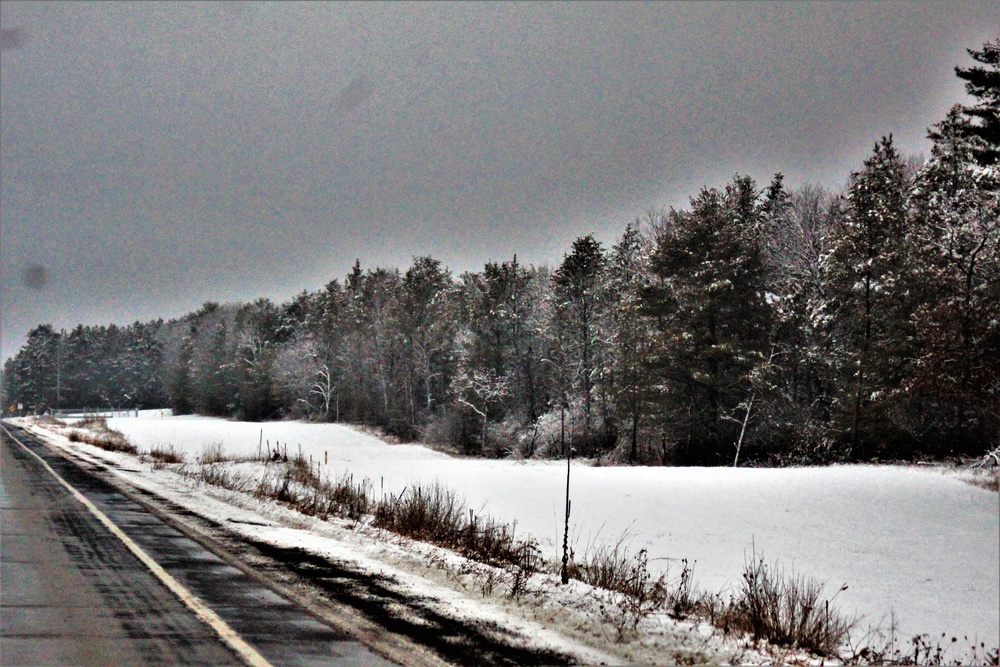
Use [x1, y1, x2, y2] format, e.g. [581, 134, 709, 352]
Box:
[48, 415, 938, 662]
[307, 472, 373, 521]
[966, 471, 999, 492]
[845, 614, 999, 666]
[569, 537, 706, 640]
[966, 447, 999, 492]
[372, 482, 541, 582]
[199, 441, 228, 464]
[193, 457, 539, 595]
[198, 464, 256, 492]
[66, 417, 138, 455]
[192, 451, 372, 523]
[578, 542, 669, 640]
[177, 438, 945, 661]
[147, 444, 184, 465]
[714, 551, 853, 657]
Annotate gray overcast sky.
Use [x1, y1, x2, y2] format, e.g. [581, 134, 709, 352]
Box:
[1, 1, 996, 359]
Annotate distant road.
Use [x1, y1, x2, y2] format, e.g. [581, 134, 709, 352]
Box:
[0, 423, 397, 667]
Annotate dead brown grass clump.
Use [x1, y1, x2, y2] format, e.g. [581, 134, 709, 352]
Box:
[147, 444, 184, 465]
[286, 470, 373, 521]
[199, 441, 228, 464]
[373, 482, 541, 583]
[967, 471, 1000, 492]
[66, 418, 138, 455]
[714, 551, 853, 658]
[78, 414, 109, 428]
[35, 415, 68, 427]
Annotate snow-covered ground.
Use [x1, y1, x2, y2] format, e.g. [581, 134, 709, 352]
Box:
[100, 412, 1000, 652]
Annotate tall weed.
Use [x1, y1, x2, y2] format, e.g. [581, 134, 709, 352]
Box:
[717, 550, 852, 657]
[373, 482, 542, 582]
[66, 419, 138, 455]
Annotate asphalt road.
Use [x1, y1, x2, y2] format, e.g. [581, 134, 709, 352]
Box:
[0, 424, 397, 667]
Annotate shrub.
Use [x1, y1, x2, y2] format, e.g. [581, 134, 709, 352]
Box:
[200, 441, 228, 464]
[199, 464, 254, 492]
[846, 616, 1000, 666]
[531, 401, 615, 459]
[272, 459, 372, 521]
[66, 425, 138, 455]
[147, 444, 184, 464]
[968, 447, 1000, 492]
[667, 558, 698, 619]
[78, 414, 108, 428]
[373, 482, 541, 579]
[569, 536, 677, 639]
[718, 551, 853, 657]
[314, 473, 372, 521]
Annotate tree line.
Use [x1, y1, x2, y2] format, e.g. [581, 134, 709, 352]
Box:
[4, 40, 998, 465]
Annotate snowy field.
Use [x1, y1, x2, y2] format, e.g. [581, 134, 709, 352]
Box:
[108, 412, 999, 650]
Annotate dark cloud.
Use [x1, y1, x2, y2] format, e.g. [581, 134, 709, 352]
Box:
[1, 27, 24, 51]
[21, 264, 48, 290]
[336, 77, 373, 114]
[0, 2, 996, 358]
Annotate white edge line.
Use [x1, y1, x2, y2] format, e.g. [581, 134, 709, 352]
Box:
[3, 424, 274, 667]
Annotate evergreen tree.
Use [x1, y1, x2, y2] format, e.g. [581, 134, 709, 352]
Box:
[824, 136, 913, 458]
[4, 325, 60, 412]
[908, 108, 1000, 452]
[552, 235, 610, 452]
[398, 256, 458, 430]
[459, 256, 542, 423]
[191, 312, 235, 416]
[946, 38, 1000, 166]
[607, 222, 652, 463]
[59, 325, 89, 407]
[233, 299, 285, 421]
[167, 336, 194, 415]
[129, 320, 165, 408]
[338, 266, 405, 429]
[644, 176, 772, 464]
[305, 280, 349, 421]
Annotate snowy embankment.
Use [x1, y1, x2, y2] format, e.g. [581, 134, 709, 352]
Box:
[29, 412, 1000, 662]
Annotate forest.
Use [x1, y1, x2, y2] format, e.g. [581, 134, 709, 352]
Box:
[4, 41, 998, 466]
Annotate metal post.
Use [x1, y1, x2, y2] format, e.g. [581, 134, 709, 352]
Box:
[561, 443, 572, 584]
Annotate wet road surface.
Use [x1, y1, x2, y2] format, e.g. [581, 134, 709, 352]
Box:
[0, 424, 397, 667]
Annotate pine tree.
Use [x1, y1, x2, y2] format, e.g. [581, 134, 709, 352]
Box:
[552, 235, 609, 452]
[234, 299, 284, 421]
[644, 176, 772, 464]
[165, 323, 195, 415]
[824, 136, 913, 458]
[947, 38, 1000, 166]
[4, 325, 60, 412]
[192, 314, 235, 416]
[908, 108, 1000, 452]
[308, 279, 349, 421]
[61, 325, 92, 407]
[608, 222, 652, 463]
[398, 256, 458, 429]
[339, 266, 405, 429]
[460, 256, 540, 421]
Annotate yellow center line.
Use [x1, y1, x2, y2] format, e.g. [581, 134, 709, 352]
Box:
[1, 424, 274, 667]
